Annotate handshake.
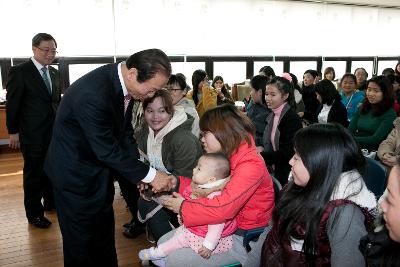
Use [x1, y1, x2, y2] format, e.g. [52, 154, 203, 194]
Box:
[138, 171, 177, 195]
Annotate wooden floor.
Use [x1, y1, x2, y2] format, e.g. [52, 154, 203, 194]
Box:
[0, 147, 150, 267]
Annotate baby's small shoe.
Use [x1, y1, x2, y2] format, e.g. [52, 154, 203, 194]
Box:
[139, 247, 165, 267]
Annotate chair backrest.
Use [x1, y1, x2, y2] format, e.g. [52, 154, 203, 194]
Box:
[364, 157, 388, 199]
[236, 85, 251, 102]
[271, 176, 282, 204]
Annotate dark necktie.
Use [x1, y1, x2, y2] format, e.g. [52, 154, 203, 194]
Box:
[41, 67, 51, 94]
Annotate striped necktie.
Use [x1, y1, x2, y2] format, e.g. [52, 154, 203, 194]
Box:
[41, 67, 51, 94]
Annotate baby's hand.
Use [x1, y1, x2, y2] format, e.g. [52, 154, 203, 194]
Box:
[198, 246, 212, 259]
[177, 214, 183, 225]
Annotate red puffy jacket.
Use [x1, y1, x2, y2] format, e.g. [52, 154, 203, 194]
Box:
[180, 138, 274, 230]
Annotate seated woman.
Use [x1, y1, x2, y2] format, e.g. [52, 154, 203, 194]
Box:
[247, 75, 270, 146]
[165, 73, 200, 137]
[257, 76, 303, 186]
[377, 117, 400, 169]
[261, 123, 377, 267]
[136, 89, 203, 242]
[211, 75, 234, 105]
[339, 73, 365, 122]
[387, 74, 400, 115]
[300, 69, 320, 125]
[348, 75, 397, 152]
[359, 158, 400, 267]
[186, 70, 217, 118]
[288, 72, 305, 116]
[160, 104, 275, 267]
[315, 79, 349, 127]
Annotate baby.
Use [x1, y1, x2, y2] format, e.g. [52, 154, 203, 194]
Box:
[138, 152, 236, 266]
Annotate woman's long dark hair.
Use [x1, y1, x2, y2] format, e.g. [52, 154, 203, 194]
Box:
[273, 123, 365, 264]
[360, 75, 394, 116]
[250, 75, 269, 105]
[191, 69, 207, 106]
[314, 79, 341, 105]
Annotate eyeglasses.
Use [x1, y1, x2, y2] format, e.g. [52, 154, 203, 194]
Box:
[35, 46, 58, 54]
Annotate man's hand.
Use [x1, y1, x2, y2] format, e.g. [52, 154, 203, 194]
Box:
[150, 171, 176, 193]
[198, 246, 212, 259]
[9, 133, 20, 149]
[381, 154, 397, 167]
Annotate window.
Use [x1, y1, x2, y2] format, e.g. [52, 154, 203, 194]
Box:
[290, 61, 317, 84]
[254, 62, 284, 77]
[69, 64, 106, 84]
[213, 62, 246, 85]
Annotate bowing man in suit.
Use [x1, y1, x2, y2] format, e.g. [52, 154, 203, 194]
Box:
[44, 49, 175, 267]
[6, 33, 60, 228]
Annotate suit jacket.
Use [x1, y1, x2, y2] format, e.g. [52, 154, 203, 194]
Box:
[6, 59, 61, 145]
[44, 63, 149, 210]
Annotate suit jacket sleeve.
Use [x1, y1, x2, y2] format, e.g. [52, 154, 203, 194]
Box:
[5, 66, 23, 134]
[75, 92, 150, 183]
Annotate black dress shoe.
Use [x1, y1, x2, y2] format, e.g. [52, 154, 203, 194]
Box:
[28, 216, 52, 228]
[123, 221, 145, 238]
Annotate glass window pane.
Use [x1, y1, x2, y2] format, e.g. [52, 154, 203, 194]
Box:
[69, 64, 106, 84]
[322, 61, 346, 81]
[351, 61, 374, 77]
[254, 62, 284, 76]
[171, 62, 205, 89]
[213, 62, 246, 86]
[290, 61, 317, 84]
[377, 60, 398, 75]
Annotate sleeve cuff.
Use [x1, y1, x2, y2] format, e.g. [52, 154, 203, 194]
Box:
[202, 240, 216, 251]
[141, 167, 156, 183]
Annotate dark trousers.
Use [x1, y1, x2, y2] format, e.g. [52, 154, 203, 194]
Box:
[138, 197, 179, 241]
[116, 176, 140, 221]
[20, 144, 54, 219]
[54, 187, 118, 267]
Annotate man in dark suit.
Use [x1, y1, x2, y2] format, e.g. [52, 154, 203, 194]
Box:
[6, 33, 60, 228]
[44, 49, 175, 267]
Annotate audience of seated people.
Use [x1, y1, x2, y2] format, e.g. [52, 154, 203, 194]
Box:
[348, 75, 396, 152]
[137, 64, 399, 266]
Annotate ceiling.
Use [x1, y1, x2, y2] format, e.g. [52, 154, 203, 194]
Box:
[285, 0, 400, 8]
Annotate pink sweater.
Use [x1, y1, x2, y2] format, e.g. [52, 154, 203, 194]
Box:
[271, 102, 287, 151]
